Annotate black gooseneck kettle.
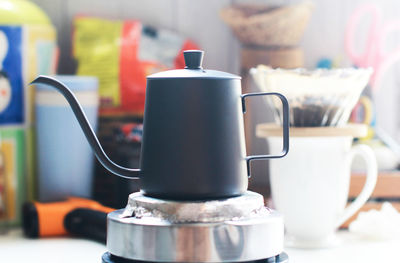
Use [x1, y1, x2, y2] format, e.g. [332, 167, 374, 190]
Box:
[31, 50, 289, 200]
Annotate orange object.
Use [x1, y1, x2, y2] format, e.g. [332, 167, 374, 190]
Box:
[23, 197, 114, 237]
[73, 17, 199, 115]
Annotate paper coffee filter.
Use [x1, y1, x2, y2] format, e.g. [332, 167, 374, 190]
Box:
[250, 66, 373, 127]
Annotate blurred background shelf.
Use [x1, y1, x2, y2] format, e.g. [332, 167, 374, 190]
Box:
[350, 171, 400, 198]
[341, 171, 400, 228]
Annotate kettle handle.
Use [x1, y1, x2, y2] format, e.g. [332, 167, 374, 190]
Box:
[241, 92, 290, 178]
[30, 76, 141, 179]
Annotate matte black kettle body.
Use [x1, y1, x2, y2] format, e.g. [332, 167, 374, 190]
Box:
[31, 50, 289, 200]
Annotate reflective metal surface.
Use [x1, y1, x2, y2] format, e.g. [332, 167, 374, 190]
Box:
[101, 252, 289, 263]
[107, 192, 284, 263]
[122, 191, 266, 223]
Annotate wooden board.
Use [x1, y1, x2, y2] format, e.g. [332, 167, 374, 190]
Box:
[350, 171, 400, 198]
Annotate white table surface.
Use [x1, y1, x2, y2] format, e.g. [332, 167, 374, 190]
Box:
[285, 231, 400, 263]
[0, 229, 106, 262]
[1, 229, 399, 263]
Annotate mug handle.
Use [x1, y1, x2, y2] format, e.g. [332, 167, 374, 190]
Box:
[335, 144, 378, 228]
[241, 92, 290, 178]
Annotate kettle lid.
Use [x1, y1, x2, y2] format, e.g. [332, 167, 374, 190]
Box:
[147, 50, 241, 80]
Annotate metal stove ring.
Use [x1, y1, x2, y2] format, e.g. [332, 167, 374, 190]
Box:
[102, 251, 289, 263]
[107, 204, 284, 262]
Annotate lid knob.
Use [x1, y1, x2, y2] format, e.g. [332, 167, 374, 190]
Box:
[184, 50, 204, 69]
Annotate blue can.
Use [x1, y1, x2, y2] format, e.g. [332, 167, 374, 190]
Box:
[35, 75, 98, 201]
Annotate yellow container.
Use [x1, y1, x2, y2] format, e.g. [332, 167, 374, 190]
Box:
[0, 0, 51, 25]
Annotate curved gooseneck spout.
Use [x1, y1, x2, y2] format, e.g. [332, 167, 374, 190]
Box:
[31, 75, 140, 179]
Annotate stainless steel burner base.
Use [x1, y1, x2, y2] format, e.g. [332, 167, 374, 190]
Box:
[102, 252, 289, 263]
[107, 191, 284, 263]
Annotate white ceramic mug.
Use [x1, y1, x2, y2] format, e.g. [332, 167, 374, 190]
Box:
[268, 136, 377, 248]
